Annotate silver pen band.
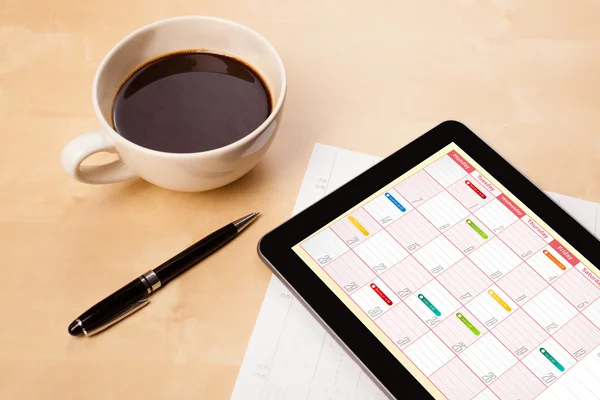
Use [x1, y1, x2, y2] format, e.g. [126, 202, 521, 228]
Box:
[139, 270, 161, 294]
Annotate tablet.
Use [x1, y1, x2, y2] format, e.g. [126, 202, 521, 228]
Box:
[258, 121, 600, 400]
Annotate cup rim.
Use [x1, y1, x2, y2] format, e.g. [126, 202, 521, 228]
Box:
[92, 15, 287, 158]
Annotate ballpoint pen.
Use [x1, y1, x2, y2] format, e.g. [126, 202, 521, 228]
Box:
[68, 212, 260, 336]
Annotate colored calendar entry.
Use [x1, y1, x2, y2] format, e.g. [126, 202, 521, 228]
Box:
[330, 208, 381, 248]
[465, 218, 488, 239]
[444, 216, 493, 255]
[527, 245, 573, 282]
[456, 312, 480, 336]
[351, 277, 400, 319]
[404, 280, 461, 327]
[459, 285, 515, 329]
[362, 189, 412, 227]
[521, 338, 576, 385]
[433, 308, 486, 354]
[348, 216, 370, 236]
[446, 178, 493, 213]
[458, 313, 480, 334]
[418, 293, 441, 316]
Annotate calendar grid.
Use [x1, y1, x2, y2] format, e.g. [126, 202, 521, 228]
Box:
[372, 252, 470, 323]
[550, 269, 600, 331]
[525, 259, 600, 343]
[296, 150, 600, 400]
[469, 203, 599, 368]
[299, 211, 462, 392]
[501, 277, 590, 391]
[367, 195, 543, 395]
[343, 200, 501, 391]
[521, 255, 600, 333]
[394, 218, 549, 393]
[508, 266, 579, 358]
[404, 308, 492, 397]
[374, 246, 473, 310]
[421, 165, 585, 393]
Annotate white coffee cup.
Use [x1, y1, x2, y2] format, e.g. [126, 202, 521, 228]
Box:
[61, 16, 286, 192]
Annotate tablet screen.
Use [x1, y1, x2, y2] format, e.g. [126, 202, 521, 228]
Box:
[292, 143, 600, 400]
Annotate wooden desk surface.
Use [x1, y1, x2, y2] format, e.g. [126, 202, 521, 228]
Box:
[2, 1, 600, 398]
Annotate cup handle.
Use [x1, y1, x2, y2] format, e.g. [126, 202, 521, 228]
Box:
[61, 131, 137, 184]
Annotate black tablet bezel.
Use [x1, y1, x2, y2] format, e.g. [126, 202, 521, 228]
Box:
[258, 120, 600, 399]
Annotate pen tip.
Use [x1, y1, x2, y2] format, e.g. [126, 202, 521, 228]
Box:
[233, 212, 260, 232]
[68, 320, 83, 337]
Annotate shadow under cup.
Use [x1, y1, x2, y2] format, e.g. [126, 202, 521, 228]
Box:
[90, 16, 286, 191]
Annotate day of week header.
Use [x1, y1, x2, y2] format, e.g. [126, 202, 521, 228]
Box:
[470, 172, 499, 196]
[583, 268, 600, 289]
[523, 216, 552, 241]
[498, 193, 525, 218]
[448, 150, 474, 173]
[549, 239, 580, 267]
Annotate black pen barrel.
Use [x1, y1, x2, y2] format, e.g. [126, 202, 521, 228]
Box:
[68, 214, 258, 337]
[153, 224, 237, 285]
[69, 278, 148, 336]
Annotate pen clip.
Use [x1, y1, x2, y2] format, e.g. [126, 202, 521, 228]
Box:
[84, 299, 150, 336]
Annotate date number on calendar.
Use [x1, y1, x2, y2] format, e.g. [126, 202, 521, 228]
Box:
[452, 342, 467, 353]
[373, 263, 387, 272]
[368, 306, 383, 318]
[481, 372, 497, 383]
[317, 255, 332, 264]
[346, 237, 360, 245]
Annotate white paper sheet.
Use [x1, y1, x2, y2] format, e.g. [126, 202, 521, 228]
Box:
[231, 144, 600, 400]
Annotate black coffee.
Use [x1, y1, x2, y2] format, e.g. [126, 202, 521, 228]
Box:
[112, 51, 271, 153]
